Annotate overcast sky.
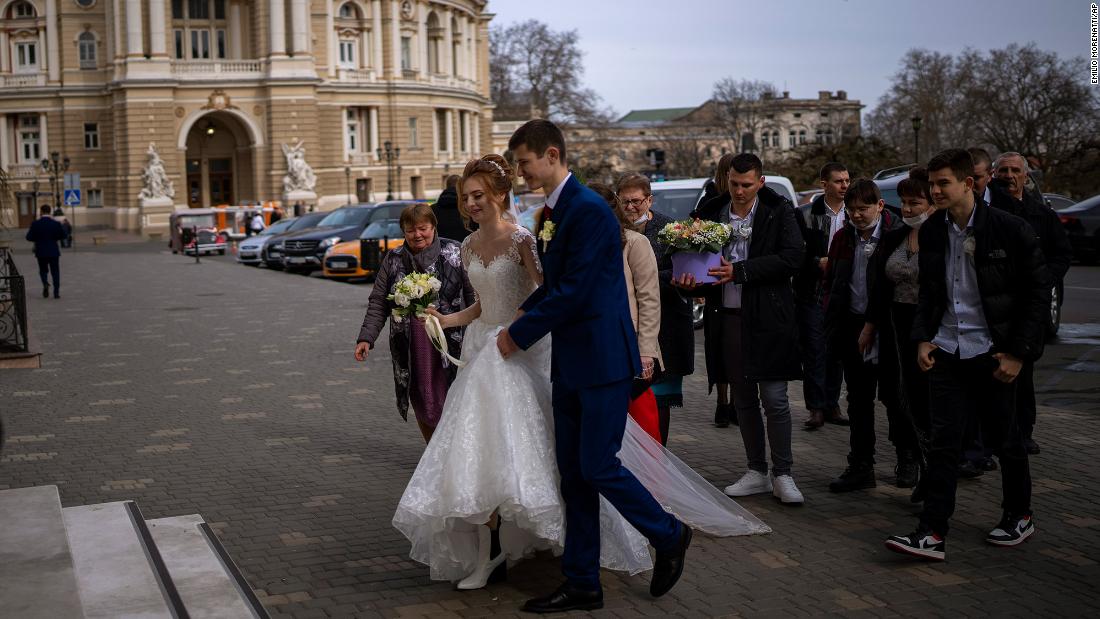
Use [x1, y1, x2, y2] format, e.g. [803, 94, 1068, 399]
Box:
[487, 0, 1089, 119]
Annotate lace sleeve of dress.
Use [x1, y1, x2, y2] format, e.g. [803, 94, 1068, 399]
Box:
[460, 234, 474, 270]
[512, 226, 544, 287]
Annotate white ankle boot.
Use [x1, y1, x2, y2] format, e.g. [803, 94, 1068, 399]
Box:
[456, 524, 506, 590]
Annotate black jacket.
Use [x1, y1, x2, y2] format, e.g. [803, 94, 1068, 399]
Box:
[432, 188, 469, 242]
[823, 210, 903, 348]
[794, 194, 841, 303]
[638, 210, 695, 378]
[912, 200, 1051, 362]
[696, 186, 804, 383]
[987, 178, 1072, 283]
[26, 216, 65, 258]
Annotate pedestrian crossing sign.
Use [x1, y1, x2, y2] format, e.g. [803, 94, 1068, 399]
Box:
[64, 189, 81, 206]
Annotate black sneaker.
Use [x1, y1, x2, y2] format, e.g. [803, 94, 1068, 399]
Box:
[986, 514, 1035, 546]
[957, 460, 984, 479]
[885, 525, 945, 561]
[828, 466, 876, 493]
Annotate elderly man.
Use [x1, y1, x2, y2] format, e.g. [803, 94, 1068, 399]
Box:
[987, 152, 1072, 454]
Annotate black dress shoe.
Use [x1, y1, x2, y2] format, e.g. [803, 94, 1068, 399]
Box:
[825, 407, 850, 426]
[803, 408, 825, 430]
[42, 285, 49, 298]
[714, 403, 730, 428]
[977, 455, 998, 471]
[895, 458, 920, 489]
[958, 460, 984, 479]
[1024, 438, 1040, 455]
[829, 466, 876, 493]
[650, 524, 692, 597]
[521, 582, 602, 614]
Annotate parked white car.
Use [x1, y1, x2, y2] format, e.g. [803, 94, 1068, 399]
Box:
[236, 217, 297, 265]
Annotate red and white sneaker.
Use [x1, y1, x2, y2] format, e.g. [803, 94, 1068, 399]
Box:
[986, 514, 1035, 546]
[885, 525, 945, 561]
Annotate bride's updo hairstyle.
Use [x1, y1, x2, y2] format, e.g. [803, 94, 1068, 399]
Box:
[459, 154, 516, 226]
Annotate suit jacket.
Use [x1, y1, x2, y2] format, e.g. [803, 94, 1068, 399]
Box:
[510, 175, 641, 390]
[26, 216, 65, 258]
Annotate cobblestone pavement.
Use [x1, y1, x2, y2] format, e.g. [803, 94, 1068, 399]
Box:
[1, 242, 1098, 618]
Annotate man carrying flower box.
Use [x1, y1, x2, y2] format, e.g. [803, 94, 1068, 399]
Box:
[674, 153, 806, 505]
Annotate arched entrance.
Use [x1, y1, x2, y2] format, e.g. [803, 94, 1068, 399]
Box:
[181, 111, 257, 208]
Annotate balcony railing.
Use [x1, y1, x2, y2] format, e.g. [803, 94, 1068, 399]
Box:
[0, 73, 46, 88]
[336, 67, 377, 83]
[5, 164, 40, 179]
[171, 60, 263, 80]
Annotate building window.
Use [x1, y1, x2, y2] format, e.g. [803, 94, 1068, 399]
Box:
[339, 2, 357, 18]
[815, 129, 824, 143]
[189, 0, 210, 19]
[771, 131, 780, 148]
[19, 115, 40, 162]
[15, 41, 38, 72]
[346, 109, 360, 153]
[788, 131, 796, 148]
[760, 133, 769, 148]
[408, 117, 419, 148]
[174, 30, 184, 58]
[78, 32, 97, 69]
[435, 109, 447, 152]
[459, 112, 468, 152]
[427, 11, 441, 73]
[12, 1, 36, 17]
[400, 36, 412, 71]
[339, 39, 357, 68]
[216, 30, 226, 58]
[174, 0, 228, 60]
[88, 189, 103, 208]
[84, 123, 100, 150]
[344, 108, 375, 156]
[798, 130, 807, 145]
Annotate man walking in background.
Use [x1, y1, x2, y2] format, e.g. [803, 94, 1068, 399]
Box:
[25, 205, 66, 299]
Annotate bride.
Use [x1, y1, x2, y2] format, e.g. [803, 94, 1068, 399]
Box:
[392, 154, 769, 590]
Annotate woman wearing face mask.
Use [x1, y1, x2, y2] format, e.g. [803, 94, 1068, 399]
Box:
[866, 167, 935, 501]
[354, 204, 476, 443]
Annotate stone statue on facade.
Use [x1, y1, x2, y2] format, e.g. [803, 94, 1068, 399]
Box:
[282, 140, 317, 194]
[139, 142, 175, 201]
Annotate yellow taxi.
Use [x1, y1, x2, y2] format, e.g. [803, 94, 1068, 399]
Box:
[322, 219, 405, 280]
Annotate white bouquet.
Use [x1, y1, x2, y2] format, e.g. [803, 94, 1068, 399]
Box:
[387, 272, 441, 322]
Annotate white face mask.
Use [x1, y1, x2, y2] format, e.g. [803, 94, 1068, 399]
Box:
[854, 216, 879, 231]
[903, 211, 932, 228]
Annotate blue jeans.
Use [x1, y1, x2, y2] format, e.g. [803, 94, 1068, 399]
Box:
[796, 299, 842, 411]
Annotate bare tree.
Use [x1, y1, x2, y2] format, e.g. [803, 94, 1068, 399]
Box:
[490, 20, 612, 123]
[711, 78, 778, 153]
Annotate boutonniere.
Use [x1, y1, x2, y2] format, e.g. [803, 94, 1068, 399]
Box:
[539, 221, 556, 252]
[963, 235, 976, 256]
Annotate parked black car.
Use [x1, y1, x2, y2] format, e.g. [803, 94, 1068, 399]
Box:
[1059, 194, 1100, 264]
[262, 211, 328, 269]
[280, 206, 376, 272]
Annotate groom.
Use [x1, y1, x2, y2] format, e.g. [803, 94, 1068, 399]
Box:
[498, 120, 692, 613]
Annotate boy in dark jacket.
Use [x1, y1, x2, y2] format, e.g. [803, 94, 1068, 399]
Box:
[885, 149, 1049, 561]
[823, 180, 916, 493]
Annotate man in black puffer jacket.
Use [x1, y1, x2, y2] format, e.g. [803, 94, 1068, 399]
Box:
[885, 149, 1049, 562]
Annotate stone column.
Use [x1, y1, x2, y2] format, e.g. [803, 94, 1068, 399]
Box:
[269, 0, 287, 57]
[371, 0, 383, 73]
[125, 0, 144, 57]
[39, 113, 49, 163]
[0, 31, 8, 72]
[326, 0, 336, 76]
[46, 0, 60, 80]
[290, 0, 309, 55]
[417, 0, 427, 77]
[369, 107, 379, 157]
[472, 112, 480, 155]
[148, 0, 167, 57]
[389, 0, 401, 78]
[466, 15, 475, 81]
[445, 109, 454, 158]
[112, 0, 124, 60]
[39, 28, 48, 71]
[441, 8, 452, 77]
[229, 2, 243, 59]
[0, 115, 10, 170]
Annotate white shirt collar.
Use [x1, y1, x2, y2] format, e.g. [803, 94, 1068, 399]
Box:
[728, 198, 758, 222]
[946, 206, 977, 232]
[982, 186, 991, 205]
[545, 172, 572, 210]
[823, 196, 845, 216]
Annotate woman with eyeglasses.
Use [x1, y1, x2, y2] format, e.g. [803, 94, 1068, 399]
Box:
[615, 174, 696, 445]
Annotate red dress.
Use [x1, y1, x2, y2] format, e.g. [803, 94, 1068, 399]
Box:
[628, 388, 661, 443]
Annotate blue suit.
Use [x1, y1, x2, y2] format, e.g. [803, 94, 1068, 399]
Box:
[26, 216, 65, 294]
[510, 175, 680, 591]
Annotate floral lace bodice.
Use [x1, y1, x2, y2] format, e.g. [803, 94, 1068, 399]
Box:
[460, 227, 541, 326]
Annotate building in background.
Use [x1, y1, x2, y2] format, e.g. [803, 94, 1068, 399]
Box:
[0, 0, 492, 236]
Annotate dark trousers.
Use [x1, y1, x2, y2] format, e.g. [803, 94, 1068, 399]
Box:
[885, 303, 927, 453]
[36, 255, 60, 291]
[920, 349, 1032, 536]
[797, 299, 843, 411]
[1017, 360, 1036, 437]
[838, 312, 879, 465]
[553, 377, 680, 591]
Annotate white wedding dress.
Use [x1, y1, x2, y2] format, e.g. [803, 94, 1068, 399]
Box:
[392, 227, 769, 582]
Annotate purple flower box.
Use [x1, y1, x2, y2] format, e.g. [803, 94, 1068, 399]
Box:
[671, 251, 723, 284]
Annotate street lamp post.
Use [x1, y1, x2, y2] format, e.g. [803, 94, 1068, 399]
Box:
[40, 151, 71, 243]
[375, 141, 400, 201]
[911, 116, 923, 164]
[344, 166, 352, 205]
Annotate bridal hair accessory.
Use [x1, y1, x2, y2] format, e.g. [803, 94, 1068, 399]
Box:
[484, 159, 506, 177]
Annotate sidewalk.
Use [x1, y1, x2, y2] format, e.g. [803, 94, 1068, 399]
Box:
[0, 245, 1097, 618]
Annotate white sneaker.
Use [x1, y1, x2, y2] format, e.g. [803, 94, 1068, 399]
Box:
[724, 470, 772, 497]
[771, 474, 804, 505]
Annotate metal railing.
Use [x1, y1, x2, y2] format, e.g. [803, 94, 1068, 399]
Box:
[0, 247, 29, 354]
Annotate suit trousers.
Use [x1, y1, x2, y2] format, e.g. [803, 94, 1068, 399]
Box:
[920, 349, 1032, 536]
[797, 299, 843, 411]
[553, 377, 681, 591]
[36, 256, 60, 290]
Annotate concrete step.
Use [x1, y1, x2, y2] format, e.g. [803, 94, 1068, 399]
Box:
[0, 485, 86, 619]
[147, 515, 268, 619]
[63, 501, 183, 619]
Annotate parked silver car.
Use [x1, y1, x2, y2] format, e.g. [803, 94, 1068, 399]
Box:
[236, 217, 298, 265]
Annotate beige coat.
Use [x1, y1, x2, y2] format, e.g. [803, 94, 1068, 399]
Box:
[623, 229, 663, 366]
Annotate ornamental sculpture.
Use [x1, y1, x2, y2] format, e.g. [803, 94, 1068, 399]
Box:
[282, 140, 317, 194]
[138, 142, 175, 201]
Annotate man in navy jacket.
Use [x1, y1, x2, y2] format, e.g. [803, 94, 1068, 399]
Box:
[25, 205, 66, 299]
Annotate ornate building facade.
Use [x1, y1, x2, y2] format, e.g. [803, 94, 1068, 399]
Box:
[0, 0, 492, 235]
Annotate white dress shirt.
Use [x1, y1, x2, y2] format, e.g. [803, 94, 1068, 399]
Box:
[544, 172, 572, 211]
[824, 198, 847, 252]
[722, 199, 757, 309]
